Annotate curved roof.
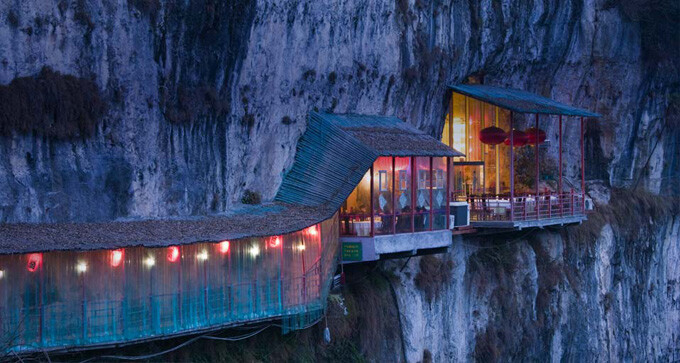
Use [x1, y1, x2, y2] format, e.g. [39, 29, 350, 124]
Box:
[449, 84, 601, 117]
[0, 203, 336, 255]
[275, 112, 379, 207]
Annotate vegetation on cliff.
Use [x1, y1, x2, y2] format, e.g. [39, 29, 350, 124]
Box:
[0, 67, 105, 139]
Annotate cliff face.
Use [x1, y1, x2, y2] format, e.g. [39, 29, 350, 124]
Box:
[0, 0, 677, 222]
[1, 0, 678, 360]
[387, 206, 679, 361]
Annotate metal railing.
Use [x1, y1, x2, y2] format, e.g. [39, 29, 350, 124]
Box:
[467, 191, 585, 222]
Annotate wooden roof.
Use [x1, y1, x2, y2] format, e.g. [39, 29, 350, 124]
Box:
[321, 113, 464, 156]
[0, 203, 335, 254]
[450, 84, 601, 117]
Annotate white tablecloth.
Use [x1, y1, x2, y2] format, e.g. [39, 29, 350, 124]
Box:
[354, 221, 383, 236]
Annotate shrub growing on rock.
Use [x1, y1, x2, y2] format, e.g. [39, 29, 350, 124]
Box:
[241, 189, 261, 204]
[0, 67, 106, 139]
[414, 255, 454, 303]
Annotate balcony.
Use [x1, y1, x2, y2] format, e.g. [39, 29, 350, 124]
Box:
[465, 191, 587, 229]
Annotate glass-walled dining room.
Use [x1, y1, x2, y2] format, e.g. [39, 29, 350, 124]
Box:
[340, 156, 451, 237]
[443, 92, 514, 200]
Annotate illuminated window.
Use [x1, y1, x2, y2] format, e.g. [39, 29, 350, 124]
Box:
[452, 117, 466, 156]
[435, 169, 444, 189]
[451, 93, 467, 160]
[398, 170, 408, 191]
[378, 170, 388, 192]
[418, 170, 430, 190]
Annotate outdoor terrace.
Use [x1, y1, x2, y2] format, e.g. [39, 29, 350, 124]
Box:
[442, 84, 601, 230]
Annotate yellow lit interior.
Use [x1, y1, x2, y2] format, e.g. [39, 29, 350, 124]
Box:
[452, 117, 466, 158]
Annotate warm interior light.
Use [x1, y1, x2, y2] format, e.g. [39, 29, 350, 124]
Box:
[27, 253, 43, 272]
[268, 236, 281, 248]
[0, 270, 4, 279]
[197, 250, 209, 261]
[297, 244, 306, 251]
[360, 171, 370, 188]
[219, 241, 230, 254]
[110, 249, 124, 267]
[452, 118, 466, 155]
[306, 226, 318, 236]
[77, 261, 88, 274]
[249, 245, 260, 257]
[144, 256, 156, 267]
[167, 246, 180, 262]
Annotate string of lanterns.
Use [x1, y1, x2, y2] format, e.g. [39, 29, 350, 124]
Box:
[479, 126, 546, 147]
[0, 225, 320, 276]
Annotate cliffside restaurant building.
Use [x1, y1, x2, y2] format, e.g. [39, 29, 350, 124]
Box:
[0, 85, 599, 354]
[441, 84, 601, 229]
[0, 111, 460, 353]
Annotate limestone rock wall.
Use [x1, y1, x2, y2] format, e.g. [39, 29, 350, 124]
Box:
[0, 0, 676, 222]
[0, 0, 678, 360]
[387, 215, 679, 361]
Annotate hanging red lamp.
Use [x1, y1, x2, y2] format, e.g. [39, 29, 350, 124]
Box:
[503, 129, 529, 146]
[27, 253, 43, 272]
[479, 126, 507, 145]
[268, 236, 281, 248]
[110, 249, 125, 267]
[218, 241, 230, 254]
[526, 127, 547, 145]
[167, 246, 180, 262]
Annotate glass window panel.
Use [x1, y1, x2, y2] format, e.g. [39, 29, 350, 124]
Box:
[451, 93, 467, 161]
[395, 157, 412, 234]
[373, 157, 393, 235]
[340, 169, 371, 236]
[379, 170, 388, 192]
[468, 98, 483, 162]
[432, 157, 448, 230]
[456, 164, 484, 197]
[414, 157, 430, 232]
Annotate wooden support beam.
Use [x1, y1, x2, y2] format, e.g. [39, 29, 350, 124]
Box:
[510, 112, 515, 221]
[370, 165, 374, 237]
[581, 116, 586, 213]
[559, 115, 563, 216]
[535, 114, 540, 220]
[392, 157, 396, 234]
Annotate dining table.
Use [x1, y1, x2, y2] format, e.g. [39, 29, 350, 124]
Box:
[353, 220, 383, 236]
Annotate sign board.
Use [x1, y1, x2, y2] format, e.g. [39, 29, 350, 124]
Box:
[342, 242, 363, 262]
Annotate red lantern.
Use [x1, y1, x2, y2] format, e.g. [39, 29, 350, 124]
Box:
[218, 241, 230, 254]
[110, 249, 124, 267]
[526, 127, 547, 145]
[27, 253, 43, 272]
[479, 127, 507, 145]
[503, 130, 529, 146]
[167, 246, 180, 262]
[268, 236, 281, 248]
